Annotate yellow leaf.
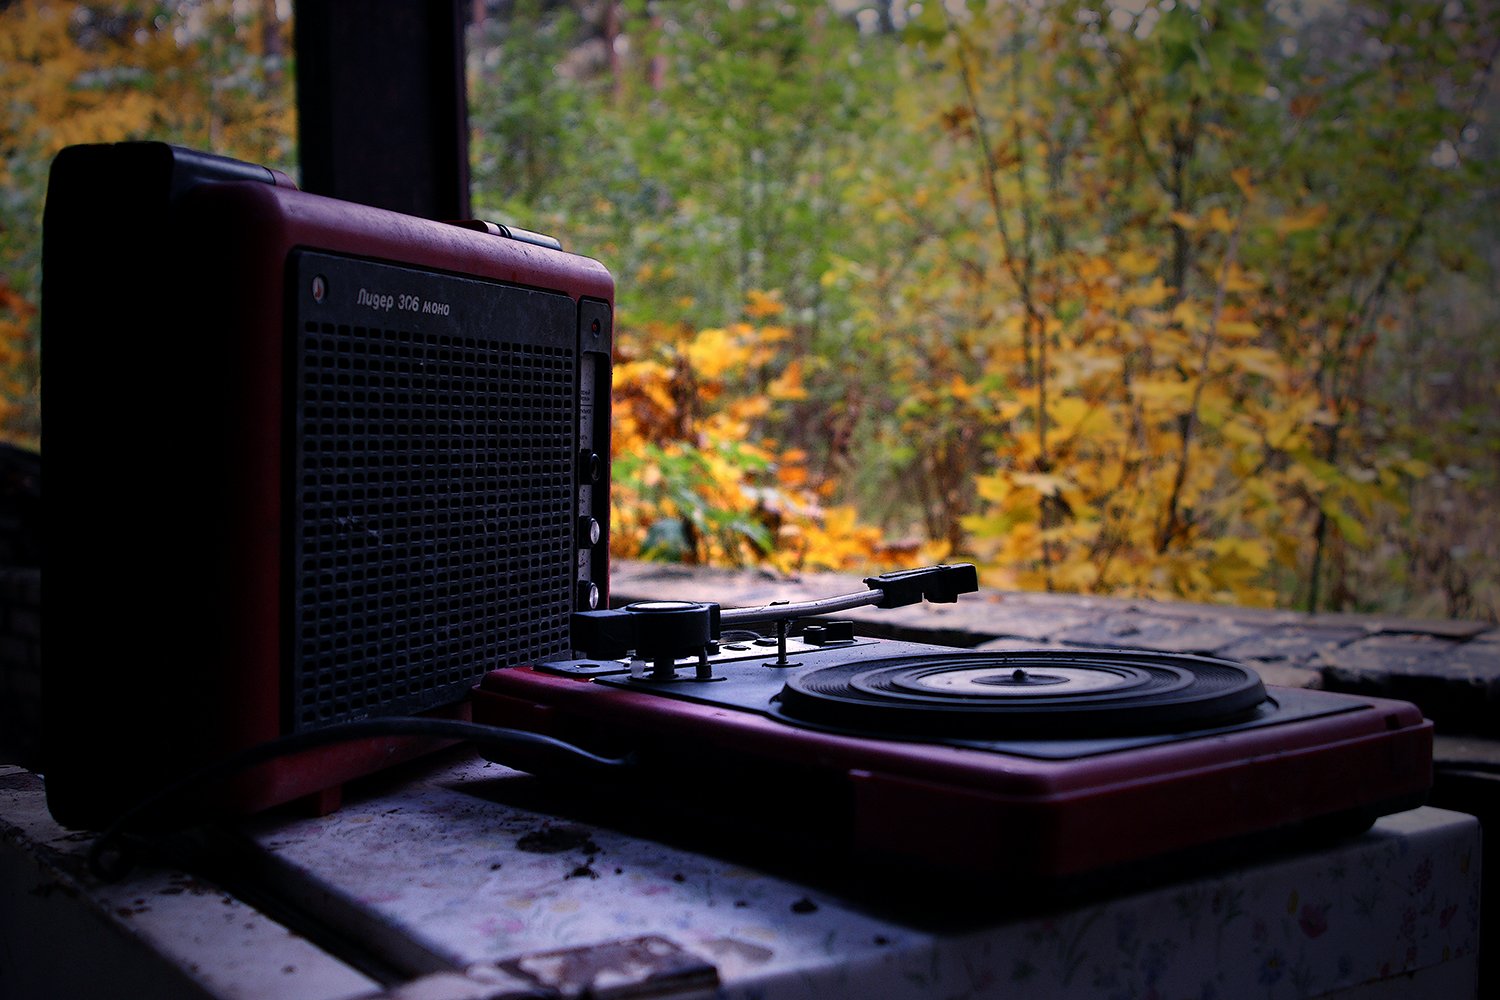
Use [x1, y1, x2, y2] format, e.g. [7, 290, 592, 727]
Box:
[1046, 396, 1096, 436]
[1222, 264, 1261, 293]
[997, 400, 1027, 421]
[1221, 419, 1263, 448]
[745, 289, 785, 319]
[1276, 204, 1329, 236]
[1117, 250, 1158, 277]
[948, 375, 978, 402]
[975, 474, 1013, 504]
[1231, 167, 1257, 201]
[1205, 207, 1236, 234]
[767, 360, 809, 401]
[777, 465, 808, 487]
[1169, 211, 1198, 231]
[1214, 537, 1271, 570]
[1397, 457, 1432, 478]
[1171, 301, 1202, 331]
[730, 396, 771, 419]
[1077, 256, 1113, 282]
[1123, 277, 1172, 309]
[685, 327, 752, 379]
[1228, 346, 1283, 378]
[1219, 320, 1260, 339]
[1133, 378, 1192, 405]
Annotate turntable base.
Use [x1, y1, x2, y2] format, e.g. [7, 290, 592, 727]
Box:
[475, 637, 1432, 882]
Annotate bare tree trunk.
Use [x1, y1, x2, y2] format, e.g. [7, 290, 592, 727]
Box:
[648, 13, 666, 92]
[261, 0, 283, 88]
[603, 0, 624, 104]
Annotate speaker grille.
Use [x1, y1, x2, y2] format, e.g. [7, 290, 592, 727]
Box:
[291, 315, 577, 730]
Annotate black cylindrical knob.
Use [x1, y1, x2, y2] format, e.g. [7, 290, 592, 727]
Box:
[577, 581, 600, 610]
[578, 516, 601, 547]
[623, 601, 714, 662]
[578, 449, 603, 483]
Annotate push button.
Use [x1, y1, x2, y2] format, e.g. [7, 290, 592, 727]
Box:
[803, 621, 855, 645]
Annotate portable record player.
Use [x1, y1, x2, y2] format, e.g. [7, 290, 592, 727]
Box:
[472, 565, 1433, 882]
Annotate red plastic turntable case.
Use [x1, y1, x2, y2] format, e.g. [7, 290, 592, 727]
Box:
[474, 638, 1432, 881]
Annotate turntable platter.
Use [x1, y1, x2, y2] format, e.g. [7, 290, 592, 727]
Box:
[775, 650, 1267, 737]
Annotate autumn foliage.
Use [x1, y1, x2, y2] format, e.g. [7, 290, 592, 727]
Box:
[608, 293, 946, 573]
[3, 0, 1498, 617]
[0, 0, 294, 449]
[869, 0, 1495, 611]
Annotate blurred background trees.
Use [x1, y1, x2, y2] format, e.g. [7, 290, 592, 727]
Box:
[0, 0, 294, 450]
[3, 0, 1497, 617]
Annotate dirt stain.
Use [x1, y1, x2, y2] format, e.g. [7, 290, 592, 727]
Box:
[516, 824, 601, 855]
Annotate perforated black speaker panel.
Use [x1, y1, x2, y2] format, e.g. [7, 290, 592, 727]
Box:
[288, 251, 578, 731]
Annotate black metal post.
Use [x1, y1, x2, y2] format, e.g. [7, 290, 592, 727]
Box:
[294, 0, 471, 220]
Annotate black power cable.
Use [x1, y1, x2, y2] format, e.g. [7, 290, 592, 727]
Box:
[87, 717, 633, 880]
